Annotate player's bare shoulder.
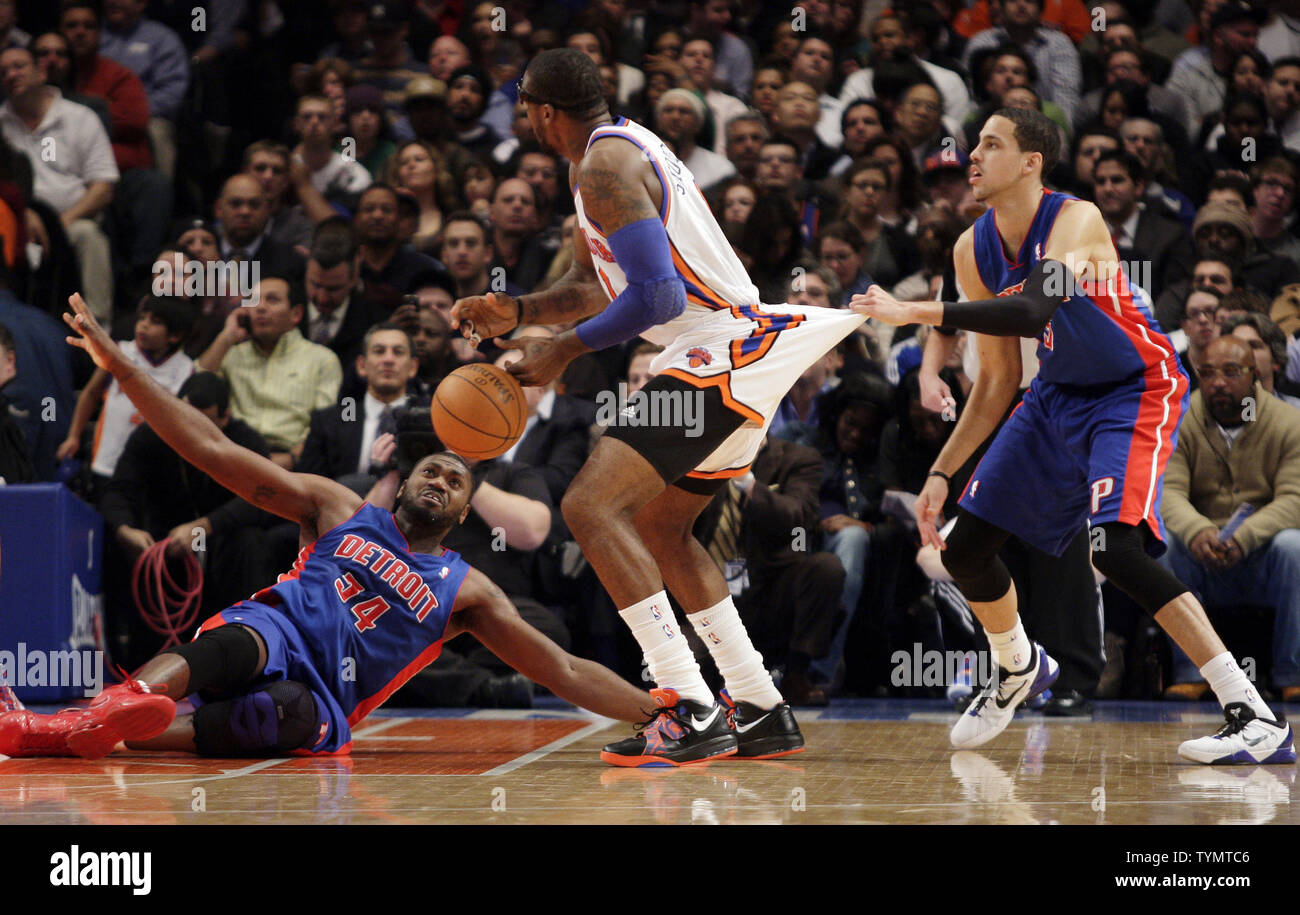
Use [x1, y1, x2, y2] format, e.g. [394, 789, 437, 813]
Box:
[579, 137, 661, 228]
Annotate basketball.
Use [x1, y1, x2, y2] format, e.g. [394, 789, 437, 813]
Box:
[430, 363, 527, 459]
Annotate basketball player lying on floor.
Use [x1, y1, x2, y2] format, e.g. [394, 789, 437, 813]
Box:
[0, 293, 655, 759]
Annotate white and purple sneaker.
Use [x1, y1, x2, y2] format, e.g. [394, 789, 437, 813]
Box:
[1178, 703, 1297, 765]
[951, 643, 1059, 749]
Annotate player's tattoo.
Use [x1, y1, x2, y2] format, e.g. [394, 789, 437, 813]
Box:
[580, 165, 659, 229]
[519, 260, 606, 324]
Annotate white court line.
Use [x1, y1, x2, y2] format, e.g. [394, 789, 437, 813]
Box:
[479, 719, 617, 777]
[351, 717, 407, 738]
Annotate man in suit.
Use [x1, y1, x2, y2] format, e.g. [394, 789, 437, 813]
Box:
[1094, 150, 1194, 303]
[300, 218, 386, 368]
[297, 321, 418, 489]
[213, 173, 305, 280]
[692, 431, 843, 706]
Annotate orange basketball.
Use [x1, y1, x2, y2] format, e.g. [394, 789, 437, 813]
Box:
[430, 363, 527, 459]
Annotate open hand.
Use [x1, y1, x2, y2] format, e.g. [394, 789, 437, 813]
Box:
[62, 293, 123, 372]
[451, 292, 521, 342]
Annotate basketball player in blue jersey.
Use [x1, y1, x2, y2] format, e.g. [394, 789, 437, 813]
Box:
[852, 108, 1294, 765]
[451, 49, 867, 766]
[0, 293, 656, 760]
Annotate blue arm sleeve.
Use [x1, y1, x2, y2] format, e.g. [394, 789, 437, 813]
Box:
[575, 217, 686, 351]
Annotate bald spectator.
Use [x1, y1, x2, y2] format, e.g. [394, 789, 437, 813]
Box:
[212, 173, 304, 279]
[1161, 334, 1300, 703]
[0, 46, 117, 321]
[654, 88, 736, 192]
[98, 0, 189, 179]
[428, 35, 470, 82]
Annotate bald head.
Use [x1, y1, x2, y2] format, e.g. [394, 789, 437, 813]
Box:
[216, 173, 271, 247]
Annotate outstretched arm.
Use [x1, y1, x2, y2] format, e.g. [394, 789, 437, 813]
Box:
[63, 294, 361, 535]
[449, 567, 654, 722]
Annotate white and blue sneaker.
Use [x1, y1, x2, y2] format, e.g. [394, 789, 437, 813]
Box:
[950, 643, 1059, 749]
[1177, 703, 1297, 765]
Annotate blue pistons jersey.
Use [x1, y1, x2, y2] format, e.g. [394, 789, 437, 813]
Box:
[197, 503, 470, 753]
[971, 189, 1179, 386]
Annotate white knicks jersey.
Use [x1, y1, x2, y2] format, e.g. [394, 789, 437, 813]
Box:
[573, 117, 762, 348]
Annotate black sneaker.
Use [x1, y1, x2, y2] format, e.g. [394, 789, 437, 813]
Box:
[720, 689, 806, 759]
[600, 689, 738, 767]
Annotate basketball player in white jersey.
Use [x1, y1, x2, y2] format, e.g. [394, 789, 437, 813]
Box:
[452, 49, 865, 766]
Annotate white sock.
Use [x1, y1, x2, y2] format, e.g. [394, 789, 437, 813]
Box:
[987, 619, 1033, 674]
[689, 597, 784, 709]
[1201, 652, 1273, 720]
[618, 591, 713, 705]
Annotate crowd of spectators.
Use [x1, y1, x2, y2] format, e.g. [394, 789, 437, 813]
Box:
[2, 0, 1299, 708]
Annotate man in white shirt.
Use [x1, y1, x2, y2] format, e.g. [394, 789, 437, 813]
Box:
[293, 94, 372, 210]
[0, 46, 117, 320]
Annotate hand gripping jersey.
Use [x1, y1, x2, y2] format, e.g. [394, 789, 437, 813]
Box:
[198, 503, 470, 753]
[970, 189, 1179, 387]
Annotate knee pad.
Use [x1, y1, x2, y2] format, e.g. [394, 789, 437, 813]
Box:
[1089, 522, 1189, 614]
[193, 680, 321, 757]
[163, 624, 261, 695]
[940, 512, 1013, 602]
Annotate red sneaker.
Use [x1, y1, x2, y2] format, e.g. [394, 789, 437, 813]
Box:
[0, 708, 83, 757]
[67, 679, 175, 758]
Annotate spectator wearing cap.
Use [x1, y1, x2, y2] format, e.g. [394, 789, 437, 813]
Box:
[446, 65, 500, 162]
[920, 147, 975, 215]
[98, 0, 189, 180]
[1093, 149, 1194, 303]
[352, 0, 427, 128]
[343, 83, 397, 179]
[654, 88, 736, 193]
[769, 82, 839, 182]
[292, 93, 373, 215]
[399, 74, 479, 187]
[1193, 199, 1300, 299]
[318, 0, 373, 65]
[1166, 0, 1267, 136]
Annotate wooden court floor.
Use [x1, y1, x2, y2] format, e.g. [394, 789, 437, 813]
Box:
[1, 701, 1296, 825]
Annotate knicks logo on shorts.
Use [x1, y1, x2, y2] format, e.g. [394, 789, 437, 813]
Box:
[686, 347, 712, 368]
